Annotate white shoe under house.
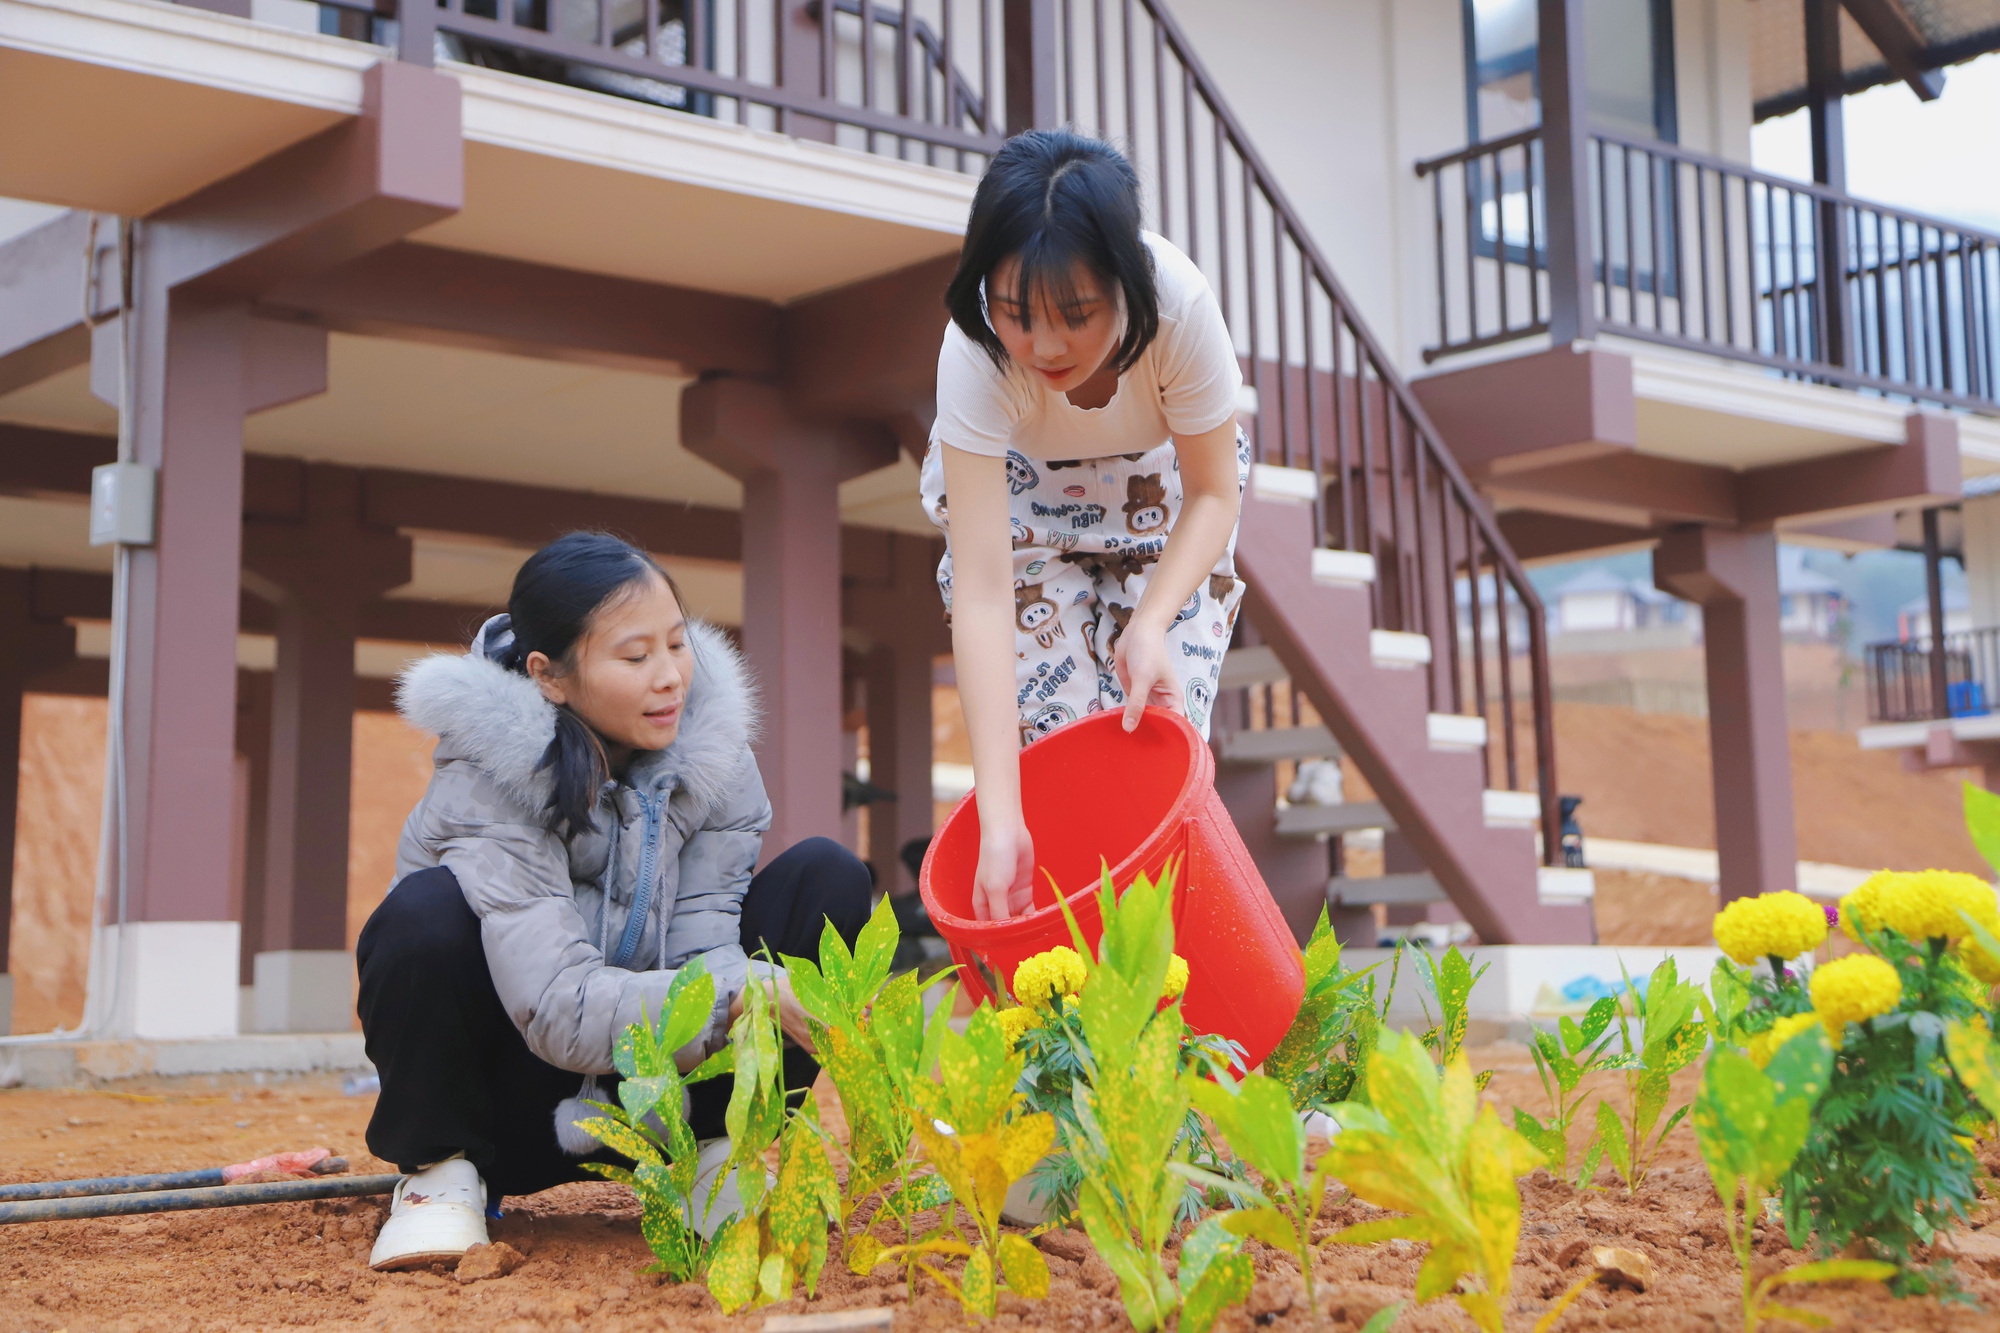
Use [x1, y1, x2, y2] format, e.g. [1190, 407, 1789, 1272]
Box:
[369, 1156, 490, 1271]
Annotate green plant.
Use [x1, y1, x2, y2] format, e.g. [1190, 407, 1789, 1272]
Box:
[1513, 995, 1629, 1185]
[1050, 863, 1250, 1333]
[704, 969, 842, 1314]
[1265, 908, 1379, 1115]
[1184, 1069, 1340, 1327]
[1692, 1026, 1894, 1331]
[1780, 909, 1987, 1273]
[1597, 957, 1707, 1193]
[575, 960, 736, 1282]
[1316, 1028, 1541, 1333]
[850, 1005, 1053, 1317]
[1410, 943, 1493, 1092]
[782, 896, 956, 1257]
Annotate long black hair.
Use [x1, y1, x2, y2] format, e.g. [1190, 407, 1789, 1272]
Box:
[488, 531, 685, 831]
[945, 129, 1159, 377]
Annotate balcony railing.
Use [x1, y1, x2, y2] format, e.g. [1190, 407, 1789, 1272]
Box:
[1415, 126, 2000, 413]
[1866, 627, 2000, 723]
[266, 0, 1566, 858]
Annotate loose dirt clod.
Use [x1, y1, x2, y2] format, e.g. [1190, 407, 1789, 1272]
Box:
[1591, 1244, 1655, 1291]
[454, 1240, 524, 1282]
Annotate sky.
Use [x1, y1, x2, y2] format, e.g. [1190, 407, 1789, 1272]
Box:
[1750, 51, 2000, 233]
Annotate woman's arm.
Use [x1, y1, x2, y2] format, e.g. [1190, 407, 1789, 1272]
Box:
[939, 443, 1038, 922]
[1116, 417, 1241, 729]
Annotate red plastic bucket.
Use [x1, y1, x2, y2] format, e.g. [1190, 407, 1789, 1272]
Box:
[918, 707, 1305, 1070]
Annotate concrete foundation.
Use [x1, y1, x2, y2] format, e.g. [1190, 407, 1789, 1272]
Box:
[251, 949, 355, 1033]
[0, 1031, 368, 1089]
[94, 921, 242, 1039]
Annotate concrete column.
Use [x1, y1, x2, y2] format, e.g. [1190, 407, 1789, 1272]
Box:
[242, 464, 411, 1032]
[682, 378, 898, 856]
[0, 571, 80, 1034]
[1655, 526, 1799, 900]
[860, 534, 945, 896]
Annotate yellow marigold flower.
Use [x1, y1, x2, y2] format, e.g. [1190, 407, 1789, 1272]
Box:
[1810, 953, 1903, 1044]
[1745, 1012, 1822, 1068]
[1162, 954, 1190, 1002]
[1842, 869, 1996, 944]
[995, 1005, 1039, 1047]
[1712, 891, 1829, 965]
[1011, 946, 1087, 1010]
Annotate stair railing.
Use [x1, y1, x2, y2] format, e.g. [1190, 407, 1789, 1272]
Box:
[1019, 0, 1561, 861]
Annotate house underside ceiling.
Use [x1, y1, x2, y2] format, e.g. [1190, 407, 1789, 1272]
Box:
[1752, 0, 2000, 119]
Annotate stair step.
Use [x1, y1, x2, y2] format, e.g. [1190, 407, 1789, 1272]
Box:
[1217, 725, 1340, 765]
[1249, 463, 1318, 505]
[1328, 872, 1446, 906]
[1426, 712, 1488, 752]
[1538, 867, 1596, 903]
[1217, 643, 1289, 690]
[1276, 800, 1393, 837]
[1482, 789, 1542, 828]
[1369, 629, 1432, 669]
[1311, 548, 1377, 588]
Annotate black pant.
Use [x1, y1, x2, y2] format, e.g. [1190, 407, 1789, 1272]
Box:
[356, 836, 871, 1198]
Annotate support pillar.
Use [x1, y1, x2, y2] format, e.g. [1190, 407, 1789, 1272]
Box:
[0, 571, 80, 1034]
[242, 465, 411, 1032]
[682, 377, 898, 856]
[232, 670, 272, 994]
[76, 59, 458, 1038]
[858, 534, 947, 896]
[1655, 526, 1799, 900]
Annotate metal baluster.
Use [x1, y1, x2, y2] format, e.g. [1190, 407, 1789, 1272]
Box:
[1462, 153, 1481, 341]
[1526, 139, 1544, 328]
[645, 0, 659, 58]
[1594, 136, 1610, 324]
[1061, 0, 1074, 125]
[1332, 301, 1353, 552]
[1694, 162, 1711, 342]
[1495, 548, 1518, 790]
[979, 0, 990, 136]
[1274, 213, 1290, 467]
[735, 0, 747, 122]
[895, 0, 909, 155]
[1243, 152, 1260, 464]
[1623, 145, 1639, 327]
[1465, 507, 1487, 767]
[1899, 218, 1918, 387]
[1304, 266, 1325, 549]
[1092, 0, 1106, 136]
[1384, 370, 1408, 632]
[1184, 65, 1197, 263]
[858, 0, 875, 150]
[1356, 317, 1380, 624]
[1410, 410, 1434, 708]
[1431, 163, 1450, 346]
[1721, 169, 1737, 348]
[1121, 0, 1135, 160]
[1152, 20, 1169, 239]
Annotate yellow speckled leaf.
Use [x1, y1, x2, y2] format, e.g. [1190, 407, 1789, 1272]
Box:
[848, 1232, 884, 1276]
[575, 1117, 665, 1168]
[706, 1214, 763, 1314]
[998, 1233, 1049, 1299]
[961, 1246, 998, 1318]
[1946, 1019, 2000, 1123]
[758, 1251, 791, 1302]
[996, 1112, 1056, 1181]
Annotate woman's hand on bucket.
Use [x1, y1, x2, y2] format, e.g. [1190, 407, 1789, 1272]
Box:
[974, 817, 1037, 921]
[1116, 616, 1182, 733]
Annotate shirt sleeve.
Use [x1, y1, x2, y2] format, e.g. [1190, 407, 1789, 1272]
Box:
[1151, 244, 1243, 438]
[930, 320, 1022, 458]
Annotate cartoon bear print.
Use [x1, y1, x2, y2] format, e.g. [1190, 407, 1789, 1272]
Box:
[1122, 474, 1172, 535]
[1005, 451, 1039, 496]
[1015, 582, 1065, 650]
[1208, 573, 1237, 603]
[1103, 601, 1134, 661]
[1171, 588, 1202, 627]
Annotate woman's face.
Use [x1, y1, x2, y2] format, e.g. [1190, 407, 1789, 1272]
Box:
[528, 573, 693, 758]
[987, 256, 1123, 394]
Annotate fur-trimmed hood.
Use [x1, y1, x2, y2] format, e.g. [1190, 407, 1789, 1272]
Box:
[394, 617, 759, 829]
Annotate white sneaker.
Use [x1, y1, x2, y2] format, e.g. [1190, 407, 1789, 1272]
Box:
[369, 1157, 490, 1271]
[688, 1137, 778, 1241]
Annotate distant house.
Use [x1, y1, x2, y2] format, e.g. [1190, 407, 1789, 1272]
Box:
[1776, 549, 1845, 641]
[1897, 586, 1972, 641]
[1550, 569, 1692, 638]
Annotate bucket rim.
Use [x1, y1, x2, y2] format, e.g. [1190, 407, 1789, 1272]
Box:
[917, 706, 1214, 943]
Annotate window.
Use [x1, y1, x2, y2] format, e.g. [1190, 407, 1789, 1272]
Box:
[1462, 0, 1678, 144]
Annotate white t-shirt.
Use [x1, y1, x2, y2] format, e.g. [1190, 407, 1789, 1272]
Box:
[929, 232, 1241, 462]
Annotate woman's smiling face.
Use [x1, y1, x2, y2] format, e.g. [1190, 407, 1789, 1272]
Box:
[527, 572, 692, 762]
[987, 255, 1123, 394]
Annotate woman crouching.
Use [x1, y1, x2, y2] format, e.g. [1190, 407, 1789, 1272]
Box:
[357, 530, 868, 1270]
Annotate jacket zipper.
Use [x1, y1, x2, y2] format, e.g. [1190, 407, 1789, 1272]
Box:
[610, 789, 668, 970]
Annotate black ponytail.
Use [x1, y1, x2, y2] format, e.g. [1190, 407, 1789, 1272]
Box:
[502, 531, 685, 832]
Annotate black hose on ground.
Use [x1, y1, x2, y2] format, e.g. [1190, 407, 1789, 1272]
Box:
[0, 1157, 352, 1202]
[0, 1174, 400, 1224]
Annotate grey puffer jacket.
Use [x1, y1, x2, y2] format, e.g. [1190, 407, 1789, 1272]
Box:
[393, 616, 770, 1079]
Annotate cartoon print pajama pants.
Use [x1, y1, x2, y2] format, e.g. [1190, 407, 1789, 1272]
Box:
[919, 427, 1251, 745]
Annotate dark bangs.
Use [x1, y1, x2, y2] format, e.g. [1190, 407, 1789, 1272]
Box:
[945, 129, 1159, 377]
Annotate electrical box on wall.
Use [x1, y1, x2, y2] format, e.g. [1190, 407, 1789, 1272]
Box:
[89, 461, 156, 547]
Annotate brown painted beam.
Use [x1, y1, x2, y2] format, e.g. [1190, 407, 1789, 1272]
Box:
[262, 242, 780, 378]
[0, 212, 107, 397]
[1493, 512, 1661, 563]
[1486, 452, 1737, 527]
[1841, 0, 1947, 101]
[153, 64, 462, 297]
[784, 255, 956, 457]
[1411, 345, 1636, 477]
[0, 423, 114, 497]
[1738, 412, 1961, 524]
